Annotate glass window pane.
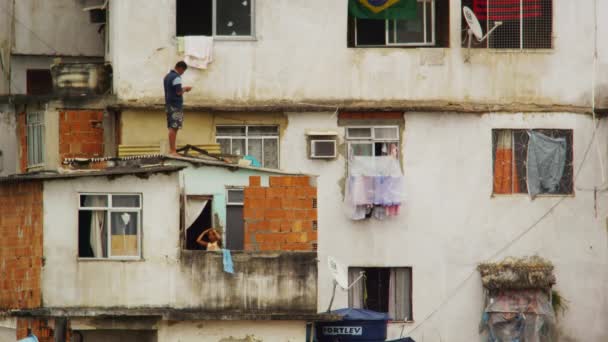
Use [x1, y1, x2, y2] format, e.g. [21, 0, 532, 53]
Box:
[110, 212, 139, 257]
[350, 143, 373, 157]
[227, 189, 244, 204]
[248, 138, 263, 165]
[216, 0, 252, 36]
[80, 195, 108, 207]
[374, 127, 399, 140]
[347, 128, 372, 139]
[217, 126, 246, 136]
[263, 139, 279, 169]
[112, 195, 140, 208]
[78, 210, 107, 258]
[232, 138, 246, 156]
[217, 138, 231, 154]
[248, 126, 279, 136]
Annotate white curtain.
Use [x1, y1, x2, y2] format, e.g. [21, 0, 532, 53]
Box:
[185, 198, 208, 230]
[389, 269, 411, 321]
[348, 268, 365, 309]
[84, 196, 107, 258]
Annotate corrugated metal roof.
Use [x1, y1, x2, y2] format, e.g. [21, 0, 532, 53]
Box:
[0, 165, 185, 183]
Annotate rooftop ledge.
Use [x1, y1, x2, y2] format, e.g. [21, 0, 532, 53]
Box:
[6, 307, 341, 322]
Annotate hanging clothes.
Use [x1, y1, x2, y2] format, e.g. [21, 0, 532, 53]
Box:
[184, 36, 214, 69]
[345, 155, 405, 220]
[527, 131, 567, 199]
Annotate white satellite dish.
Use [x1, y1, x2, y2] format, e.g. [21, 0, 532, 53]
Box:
[328, 256, 349, 290]
[462, 6, 503, 62]
[326, 256, 365, 312]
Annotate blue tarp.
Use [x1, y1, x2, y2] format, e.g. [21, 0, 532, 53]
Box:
[329, 308, 391, 321]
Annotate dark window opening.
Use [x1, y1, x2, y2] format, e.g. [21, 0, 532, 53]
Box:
[78, 210, 108, 258]
[26, 69, 53, 96]
[185, 197, 214, 250]
[348, 267, 413, 321]
[348, 0, 449, 48]
[461, 0, 553, 49]
[176, 0, 212, 36]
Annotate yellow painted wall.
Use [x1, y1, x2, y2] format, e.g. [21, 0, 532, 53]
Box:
[120, 110, 288, 146]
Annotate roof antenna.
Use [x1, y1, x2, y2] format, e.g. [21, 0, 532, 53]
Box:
[462, 6, 503, 63]
[326, 256, 365, 313]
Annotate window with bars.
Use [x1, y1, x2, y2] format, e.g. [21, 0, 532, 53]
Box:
[462, 0, 553, 49]
[216, 125, 279, 168]
[349, 0, 450, 47]
[492, 129, 573, 195]
[26, 112, 45, 168]
[78, 194, 142, 259]
[346, 126, 400, 159]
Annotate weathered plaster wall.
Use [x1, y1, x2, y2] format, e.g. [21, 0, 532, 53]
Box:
[281, 111, 608, 342]
[0, 105, 17, 176]
[119, 110, 287, 147]
[156, 320, 306, 342]
[12, 0, 105, 56]
[110, 0, 596, 107]
[9, 55, 102, 95]
[595, 0, 608, 110]
[41, 172, 317, 313]
[0, 0, 11, 95]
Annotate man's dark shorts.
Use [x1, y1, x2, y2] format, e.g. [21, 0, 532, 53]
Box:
[166, 105, 184, 129]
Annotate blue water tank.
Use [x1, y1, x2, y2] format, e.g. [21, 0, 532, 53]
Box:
[316, 308, 389, 342]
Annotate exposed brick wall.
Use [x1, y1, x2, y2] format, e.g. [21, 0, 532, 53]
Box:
[17, 112, 27, 173]
[0, 182, 43, 310]
[244, 176, 317, 251]
[59, 110, 104, 160]
[16, 318, 71, 342]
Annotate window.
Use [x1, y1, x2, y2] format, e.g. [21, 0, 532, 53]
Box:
[348, 0, 450, 47]
[26, 70, 53, 95]
[461, 0, 553, 49]
[78, 194, 142, 259]
[348, 267, 412, 321]
[184, 195, 215, 250]
[216, 126, 279, 168]
[176, 0, 255, 38]
[226, 188, 245, 250]
[346, 126, 400, 158]
[492, 129, 573, 195]
[26, 112, 45, 168]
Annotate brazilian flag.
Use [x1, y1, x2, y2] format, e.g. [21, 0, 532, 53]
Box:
[349, 0, 418, 20]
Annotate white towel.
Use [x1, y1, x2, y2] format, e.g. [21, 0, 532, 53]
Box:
[184, 36, 214, 69]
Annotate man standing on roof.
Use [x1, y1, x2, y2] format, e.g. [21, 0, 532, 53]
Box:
[163, 61, 192, 156]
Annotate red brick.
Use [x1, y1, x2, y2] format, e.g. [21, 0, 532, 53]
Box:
[249, 176, 261, 187]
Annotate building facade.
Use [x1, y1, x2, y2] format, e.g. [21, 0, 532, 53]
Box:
[1, 0, 608, 341]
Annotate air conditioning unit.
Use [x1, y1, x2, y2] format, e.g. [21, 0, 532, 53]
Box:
[311, 140, 337, 159]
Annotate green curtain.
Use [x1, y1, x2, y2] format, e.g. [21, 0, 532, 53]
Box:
[348, 0, 418, 20]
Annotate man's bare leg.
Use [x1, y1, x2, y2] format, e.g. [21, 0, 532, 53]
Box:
[168, 128, 179, 156]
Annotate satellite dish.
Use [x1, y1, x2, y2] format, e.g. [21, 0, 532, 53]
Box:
[328, 256, 349, 290]
[462, 6, 503, 62]
[463, 6, 483, 41]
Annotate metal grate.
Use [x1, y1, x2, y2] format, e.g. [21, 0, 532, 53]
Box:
[312, 198, 317, 209]
[468, 0, 552, 49]
[26, 112, 45, 167]
[312, 220, 318, 231]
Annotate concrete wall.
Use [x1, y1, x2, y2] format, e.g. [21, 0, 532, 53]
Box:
[120, 110, 287, 147]
[279, 111, 608, 342]
[41, 171, 317, 314]
[110, 0, 597, 107]
[0, 105, 17, 176]
[12, 0, 105, 57]
[0, 0, 11, 95]
[156, 320, 306, 342]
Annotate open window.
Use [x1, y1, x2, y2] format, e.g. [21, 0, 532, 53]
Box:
[78, 194, 142, 259]
[492, 129, 573, 196]
[348, 267, 413, 321]
[225, 188, 245, 250]
[347, 0, 450, 47]
[184, 195, 215, 250]
[26, 70, 53, 95]
[461, 0, 553, 49]
[176, 0, 255, 38]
